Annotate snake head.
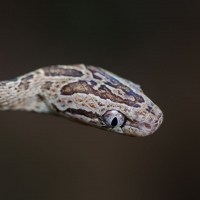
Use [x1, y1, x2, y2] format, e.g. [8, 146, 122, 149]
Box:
[53, 65, 164, 137]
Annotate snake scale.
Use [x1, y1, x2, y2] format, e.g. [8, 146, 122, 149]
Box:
[0, 64, 163, 136]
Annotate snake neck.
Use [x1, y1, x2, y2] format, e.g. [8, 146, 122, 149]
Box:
[0, 70, 51, 113]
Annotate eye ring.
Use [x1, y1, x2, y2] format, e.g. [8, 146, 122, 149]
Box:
[103, 110, 126, 128]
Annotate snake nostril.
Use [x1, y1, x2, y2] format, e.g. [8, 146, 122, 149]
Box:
[143, 123, 151, 129]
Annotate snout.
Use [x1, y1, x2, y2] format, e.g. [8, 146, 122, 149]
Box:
[139, 111, 163, 136]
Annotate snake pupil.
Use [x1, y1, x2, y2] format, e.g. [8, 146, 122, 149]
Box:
[111, 117, 118, 127]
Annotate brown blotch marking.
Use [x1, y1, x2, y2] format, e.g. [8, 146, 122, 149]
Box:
[98, 102, 104, 106]
[118, 90, 123, 95]
[146, 106, 156, 116]
[89, 103, 96, 108]
[85, 66, 102, 80]
[65, 108, 100, 119]
[43, 66, 84, 77]
[146, 106, 152, 113]
[133, 104, 141, 108]
[93, 74, 102, 80]
[101, 108, 106, 112]
[138, 96, 145, 103]
[86, 66, 145, 103]
[42, 81, 53, 90]
[124, 107, 130, 112]
[90, 80, 97, 86]
[37, 94, 45, 101]
[51, 103, 100, 119]
[77, 98, 83, 102]
[18, 74, 33, 90]
[61, 80, 136, 106]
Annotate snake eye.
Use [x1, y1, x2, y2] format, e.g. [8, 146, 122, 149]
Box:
[103, 110, 126, 127]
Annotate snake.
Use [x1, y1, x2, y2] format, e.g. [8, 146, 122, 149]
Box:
[0, 64, 163, 137]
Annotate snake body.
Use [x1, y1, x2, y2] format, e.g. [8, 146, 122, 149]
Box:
[0, 64, 163, 136]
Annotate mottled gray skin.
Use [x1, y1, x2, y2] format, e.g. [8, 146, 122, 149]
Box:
[0, 64, 163, 136]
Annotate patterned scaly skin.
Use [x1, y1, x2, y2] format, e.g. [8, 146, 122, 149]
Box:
[0, 64, 163, 136]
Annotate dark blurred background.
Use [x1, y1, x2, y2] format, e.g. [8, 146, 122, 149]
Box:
[0, 0, 199, 199]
